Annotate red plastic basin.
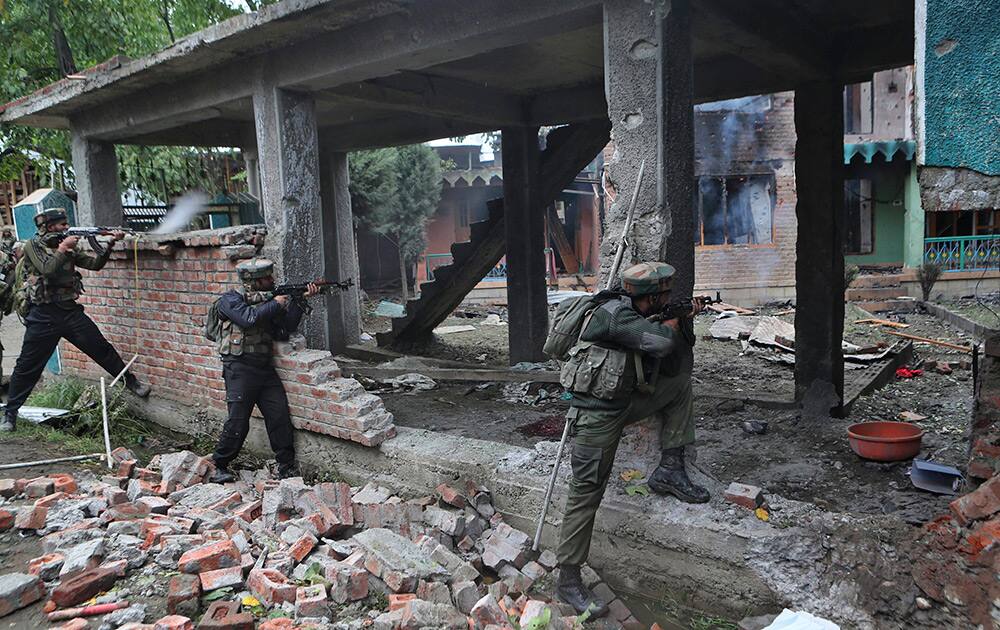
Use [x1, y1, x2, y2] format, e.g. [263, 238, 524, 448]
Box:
[847, 421, 924, 462]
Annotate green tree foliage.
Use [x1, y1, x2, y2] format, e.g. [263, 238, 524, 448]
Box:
[0, 0, 251, 192]
[348, 144, 443, 297]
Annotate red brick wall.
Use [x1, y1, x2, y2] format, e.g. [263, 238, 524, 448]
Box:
[60, 226, 395, 447]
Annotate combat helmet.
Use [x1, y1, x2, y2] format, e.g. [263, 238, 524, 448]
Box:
[621, 262, 675, 296]
[236, 258, 275, 283]
[34, 207, 68, 232]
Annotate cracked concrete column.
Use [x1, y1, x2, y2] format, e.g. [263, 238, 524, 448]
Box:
[318, 148, 361, 353]
[794, 80, 846, 417]
[252, 79, 330, 349]
[70, 129, 122, 226]
[243, 148, 261, 201]
[502, 126, 548, 364]
[602, 0, 695, 295]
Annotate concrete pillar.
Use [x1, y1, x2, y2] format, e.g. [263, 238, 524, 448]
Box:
[243, 148, 261, 201]
[794, 80, 846, 417]
[502, 126, 547, 364]
[902, 162, 926, 269]
[318, 148, 362, 353]
[252, 80, 330, 349]
[70, 129, 122, 226]
[602, 0, 695, 294]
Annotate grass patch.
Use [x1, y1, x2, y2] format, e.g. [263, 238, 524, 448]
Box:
[22, 376, 154, 449]
[0, 420, 105, 455]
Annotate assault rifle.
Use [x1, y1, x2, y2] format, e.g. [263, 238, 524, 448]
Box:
[47, 227, 138, 256]
[650, 292, 723, 322]
[273, 278, 354, 313]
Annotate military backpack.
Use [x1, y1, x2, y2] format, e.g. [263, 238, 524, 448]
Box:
[542, 293, 605, 361]
[204, 296, 224, 342]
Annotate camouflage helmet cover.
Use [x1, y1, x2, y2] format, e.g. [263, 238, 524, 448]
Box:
[34, 207, 68, 230]
[236, 258, 275, 282]
[621, 262, 675, 296]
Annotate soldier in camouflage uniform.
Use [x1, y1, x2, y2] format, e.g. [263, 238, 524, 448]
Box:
[1, 208, 150, 432]
[0, 229, 16, 388]
[554, 262, 708, 617]
[209, 258, 318, 483]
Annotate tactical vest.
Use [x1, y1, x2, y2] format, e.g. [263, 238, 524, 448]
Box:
[217, 291, 275, 357]
[23, 238, 84, 305]
[559, 298, 643, 401]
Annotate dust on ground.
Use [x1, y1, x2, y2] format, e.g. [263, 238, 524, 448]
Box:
[937, 291, 1000, 331]
[368, 301, 975, 526]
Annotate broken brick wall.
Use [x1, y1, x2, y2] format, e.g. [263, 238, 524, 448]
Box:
[970, 336, 1000, 480]
[59, 226, 395, 447]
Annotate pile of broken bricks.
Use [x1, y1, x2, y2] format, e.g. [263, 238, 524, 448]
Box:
[0, 447, 646, 629]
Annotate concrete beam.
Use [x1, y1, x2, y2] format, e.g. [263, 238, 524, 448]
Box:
[793, 80, 846, 417]
[320, 74, 525, 128]
[527, 84, 608, 126]
[502, 127, 547, 364]
[70, 129, 122, 226]
[253, 80, 331, 349]
[318, 113, 485, 152]
[318, 148, 362, 353]
[694, 0, 830, 78]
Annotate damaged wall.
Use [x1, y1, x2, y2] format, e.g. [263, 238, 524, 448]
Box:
[60, 226, 396, 447]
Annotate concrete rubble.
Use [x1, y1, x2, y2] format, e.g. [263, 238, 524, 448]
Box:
[0, 447, 643, 629]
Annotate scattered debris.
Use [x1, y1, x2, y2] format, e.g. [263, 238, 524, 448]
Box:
[884, 330, 973, 353]
[895, 367, 923, 379]
[762, 608, 840, 629]
[480, 314, 506, 326]
[433, 325, 477, 335]
[909, 460, 964, 495]
[899, 411, 928, 422]
[374, 301, 406, 318]
[855, 318, 910, 329]
[724, 482, 765, 510]
[381, 373, 437, 391]
[741, 420, 769, 435]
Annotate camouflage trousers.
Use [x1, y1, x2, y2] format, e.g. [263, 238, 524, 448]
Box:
[556, 371, 694, 566]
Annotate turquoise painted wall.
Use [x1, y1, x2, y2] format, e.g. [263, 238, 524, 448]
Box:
[924, 0, 1000, 175]
[847, 169, 907, 266]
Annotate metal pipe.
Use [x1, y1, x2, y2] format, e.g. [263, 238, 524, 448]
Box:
[100, 377, 113, 470]
[0, 453, 105, 471]
[532, 418, 570, 551]
[109, 354, 138, 389]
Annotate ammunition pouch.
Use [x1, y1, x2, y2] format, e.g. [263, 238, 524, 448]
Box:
[560, 343, 632, 401]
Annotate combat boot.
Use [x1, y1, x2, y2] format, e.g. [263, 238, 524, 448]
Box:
[555, 565, 609, 618]
[647, 447, 710, 503]
[124, 373, 151, 398]
[277, 462, 300, 480]
[210, 465, 236, 484]
[0, 410, 15, 433]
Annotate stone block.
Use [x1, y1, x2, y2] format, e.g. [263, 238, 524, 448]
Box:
[27, 552, 64, 581]
[395, 600, 468, 630]
[167, 574, 201, 616]
[60, 538, 106, 577]
[520, 600, 554, 629]
[200, 566, 243, 592]
[950, 475, 1000, 525]
[450, 580, 480, 614]
[0, 573, 45, 617]
[178, 540, 241, 574]
[198, 601, 254, 630]
[247, 568, 297, 607]
[154, 615, 194, 630]
[51, 566, 120, 608]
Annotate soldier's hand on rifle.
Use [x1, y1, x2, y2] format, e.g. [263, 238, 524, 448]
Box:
[111, 231, 126, 242]
[690, 296, 706, 317]
[305, 282, 320, 297]
[274, 294, 291, 308]
[58, 235, 80, 252]
[662, 317, 680, 331]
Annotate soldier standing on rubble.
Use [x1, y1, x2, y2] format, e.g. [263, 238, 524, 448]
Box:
[1, 208, 150, 433]
[554, 262, 709, 617]
[208, 258, 318, 483]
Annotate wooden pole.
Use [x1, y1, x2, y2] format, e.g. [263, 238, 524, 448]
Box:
[884, 330, 973, 353]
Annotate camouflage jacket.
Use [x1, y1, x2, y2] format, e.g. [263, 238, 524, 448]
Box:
[23, 236, 112, 307]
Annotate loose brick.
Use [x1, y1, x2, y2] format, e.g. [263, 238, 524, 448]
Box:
[199, 601, 253, 630]
[27, 553, 65, 581]
[950, 475, 1000, 526]
[389, 593, 416, 611]
[178, 540, 240, 574]
[167, 574, 201, 616]
[724, 482, 765, 510]
[258, 619, 294, 630]
[137, 496, 173, 515]
[288, 532, 317, 563]
[52, 474, 78, 495]
[435, 483, 467, 508]
[0, 573, 46, 617]
[233, 500, 262, 523]
[50, 566, 120, 608]
[470, 593, 507, 627]
[35, 492, 67, 508]
[451, 580, 480, 615]
[24, 478, 55, 499]
[0, 479, 15, 498]
[247, 568, 297, 607]
[0, 509, 13, 532]
[294, 584, 328, 619]
[59, 538, 106, 577]
[118, 460, 138, 478]
[199, 565, 243, 592]
[154, 615, 194, 630]
[15, 505, 48, 530]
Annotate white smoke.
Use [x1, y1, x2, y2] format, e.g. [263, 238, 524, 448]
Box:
[151, 191, 209, 235]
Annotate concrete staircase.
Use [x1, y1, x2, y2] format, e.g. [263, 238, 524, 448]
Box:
[377, 120, 612, 348]
[847, 272, 917, 312]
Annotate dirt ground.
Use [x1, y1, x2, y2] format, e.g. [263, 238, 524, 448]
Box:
[372, 301, 976, 527]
